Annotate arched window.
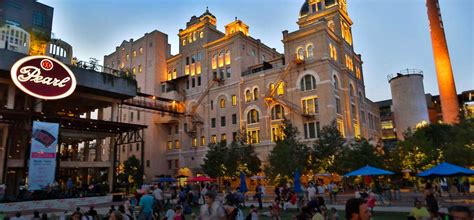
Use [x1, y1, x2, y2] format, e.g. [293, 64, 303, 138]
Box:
[300, 75, 317, 91]
[247, 109, 259, 124]
[333, 75, 339, 90]
[245, 90, 252, 102]
[212, 54, 217, 69]
[358, 92, 364, 105]
[269, 83, 285, 96]
[220, 98, 225, 108]
[349, 85, 355, 97]
[172, 69, 177, 79]
[253, 88, 259, 100]
[306, 44, 314, 59]
[225, 49, 231, 65]
[271, 105, 285, 120]
[218, 51, 224, 67]
[297, 47, 305, 60]
[269, 83, 275, 92]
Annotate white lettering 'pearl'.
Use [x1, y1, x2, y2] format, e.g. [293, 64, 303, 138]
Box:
[17, 66, 70, 88]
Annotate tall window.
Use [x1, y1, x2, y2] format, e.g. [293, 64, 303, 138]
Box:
[225, 49, 231, 65]
[201, 136, 206, 146]
[232, 95, 237, 106]
[211, 135, 217, 144]
[247, 129, 260, 144]
[271, 126, 285, 142]
[300, 75, 317, 91]
[212, 54, 217, 69]
[172, 69, 177, 79]
[337, 120, 345, 137]
[211, 118, 216, 128]
[245, 90, 252, 102]
[247, 109, 259, 124]
[221, 116, 226, 127]
[333, 75, 339, 90]
[253, 88, 259, 100]
[329, 43, 338, 61]
[175, 140, 180, 149]
[167, 141, 173, 150]
[349, 85, 355, 97]
[336, 97, 341, 114]
[192, 137, 198, 147]
[271, 105, 285, 120]
[302, 97, 319, 114]
[306, 44, 314, 59]
[218, 51, 224, 67]
[297, 47, 305, 60]
[303, 122, 319, 139]
[355, 67, 361, 79]
[221, 134, 227, 143]
[270, 83, 285, 96]
[220, 98, 225, 108]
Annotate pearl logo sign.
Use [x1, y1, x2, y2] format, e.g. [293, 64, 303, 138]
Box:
[10, 56, 77, 100]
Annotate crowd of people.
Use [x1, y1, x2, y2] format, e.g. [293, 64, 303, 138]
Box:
[0, 178, 472, 220]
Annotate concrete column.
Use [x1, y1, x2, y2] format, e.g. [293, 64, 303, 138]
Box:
[7, 85, 15, 109]
[96, 139, 102, 162]
[97, 108, 104, 120]
[111, 103, 119, 122]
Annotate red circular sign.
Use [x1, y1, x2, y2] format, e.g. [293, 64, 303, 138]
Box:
[10, 56, 77, 100]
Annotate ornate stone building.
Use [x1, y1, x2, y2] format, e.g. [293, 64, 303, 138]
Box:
[104, 0, 381, 179]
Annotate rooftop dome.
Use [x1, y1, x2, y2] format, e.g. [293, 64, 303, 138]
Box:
[299, 1, 309, 17]
[201, 7, 216, 19]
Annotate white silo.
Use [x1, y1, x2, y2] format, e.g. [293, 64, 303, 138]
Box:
[389, 69, 430, 140]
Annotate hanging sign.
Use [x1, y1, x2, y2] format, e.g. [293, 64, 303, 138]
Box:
[10, 55, 77, 100]
[28, 121, 59, 191]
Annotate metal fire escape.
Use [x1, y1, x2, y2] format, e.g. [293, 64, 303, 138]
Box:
[265, 55, 314, 118]
[185, 77, 224, 137]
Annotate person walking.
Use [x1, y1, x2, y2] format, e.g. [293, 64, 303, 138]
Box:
[138, 189, 155, 220]
[199, 191, 226, 220]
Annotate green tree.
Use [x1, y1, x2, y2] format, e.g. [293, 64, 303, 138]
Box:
[312, 121, 346, 174]
[202, 142, 228, 178]
[224, 139, 261, 178]
[338, 138, 385, 174]
[122, 155, 143, 188]
[266, 120, 309, 183]
[395, 119, 474, 173]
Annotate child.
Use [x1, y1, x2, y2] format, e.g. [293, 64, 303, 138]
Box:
[246, 205, 258, 220]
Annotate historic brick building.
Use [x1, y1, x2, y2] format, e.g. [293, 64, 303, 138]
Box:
[104, 0, 381, 179]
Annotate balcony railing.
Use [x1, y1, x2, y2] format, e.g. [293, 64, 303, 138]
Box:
[73, 59, 136, 80]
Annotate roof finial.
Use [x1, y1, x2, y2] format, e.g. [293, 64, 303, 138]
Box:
[235, 17, 237, 21]
[206, 6, 209, 13]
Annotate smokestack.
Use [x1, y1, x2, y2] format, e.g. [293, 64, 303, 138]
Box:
[426, 0, 459, 124]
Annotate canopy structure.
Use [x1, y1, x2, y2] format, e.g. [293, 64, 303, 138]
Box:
[186, 176, 216, 182]
[417, 162, 474, 177]
[344, 165, 395, 177]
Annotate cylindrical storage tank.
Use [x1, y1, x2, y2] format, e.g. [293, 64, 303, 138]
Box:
[389, 69, 429, 140]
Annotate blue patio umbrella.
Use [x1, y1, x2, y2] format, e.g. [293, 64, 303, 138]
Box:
[239, 172, 248, 193]
[294, 169, 302, 193]
[156, 177, 176, 183]
[344, 165, 394, 177]
[417, 162, 474, 177]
